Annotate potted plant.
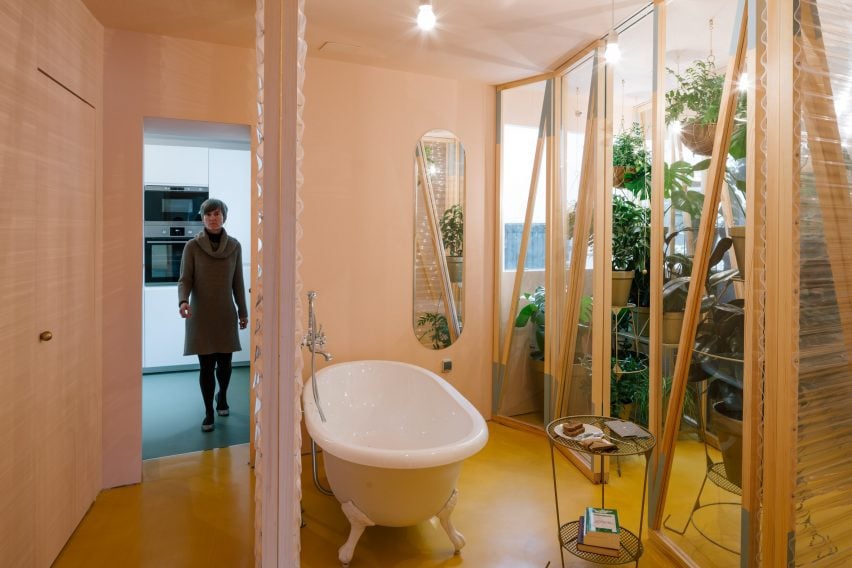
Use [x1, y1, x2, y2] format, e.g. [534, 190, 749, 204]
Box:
[612, 194, 650, 306]
[514, 285, 546, 364]
[661, 236, 737, 345]
[515, 286, 592, 376]
[610, 351, 649, 425]
[665, 59, 725, 156]
[416, 311, 451, 349]
[612, 122, 651, 198]
[439, 204, 464, 283]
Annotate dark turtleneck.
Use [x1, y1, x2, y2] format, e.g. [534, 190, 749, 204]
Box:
[205, 228, 222, 251]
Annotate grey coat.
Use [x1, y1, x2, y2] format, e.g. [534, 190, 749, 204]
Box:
[178, 229, 248, 356]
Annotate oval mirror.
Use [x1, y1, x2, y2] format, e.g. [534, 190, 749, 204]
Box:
[413, 129, 466, 349]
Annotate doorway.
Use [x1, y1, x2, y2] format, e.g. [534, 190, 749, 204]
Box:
[140, 117, 253, 459]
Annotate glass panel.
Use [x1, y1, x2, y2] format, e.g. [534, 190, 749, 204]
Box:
[412, 130, 465, 349]
[495, 79, 550, 427]
[610, 9, 653, 430]
[794, 0, 852, 564]
[558, 56, 596, 434]
[660, 0, 746, 564]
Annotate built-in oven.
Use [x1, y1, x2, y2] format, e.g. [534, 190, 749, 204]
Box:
[144, 185, 209, 223]
[144, 224, 203, 284]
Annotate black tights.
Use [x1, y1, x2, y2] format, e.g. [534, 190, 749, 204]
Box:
[198, 353, 232, 417]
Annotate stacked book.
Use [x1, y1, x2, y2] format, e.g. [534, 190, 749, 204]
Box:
[576, 507, 621, 557]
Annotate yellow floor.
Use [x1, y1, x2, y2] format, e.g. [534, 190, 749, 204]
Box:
[54, 422, 732, 567]
[54, 444, 255, 567]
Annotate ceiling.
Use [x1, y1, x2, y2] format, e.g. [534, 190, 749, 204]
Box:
[81, 0, 649, 85]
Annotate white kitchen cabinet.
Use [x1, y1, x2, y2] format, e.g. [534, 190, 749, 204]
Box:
[143, 285, 194, 369]
[143, 144, 209, 186]
[143, 275, 251, 369]
[209, 148, 251, 261]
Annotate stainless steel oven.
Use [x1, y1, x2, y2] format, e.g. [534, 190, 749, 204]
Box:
[144, 185, 209, 223]
[144, 224, 202, 284]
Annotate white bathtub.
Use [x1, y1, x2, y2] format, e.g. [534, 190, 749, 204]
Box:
[303, 360, 488, 565]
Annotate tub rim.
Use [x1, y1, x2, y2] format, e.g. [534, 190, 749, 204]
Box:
[302, 359, 488, 469]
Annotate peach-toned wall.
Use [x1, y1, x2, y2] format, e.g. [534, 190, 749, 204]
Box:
[300, 58, 496, 415]
[101, 29, 255, 487]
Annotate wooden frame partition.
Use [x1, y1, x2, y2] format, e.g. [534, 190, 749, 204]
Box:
[553, 48, 607, 482]
[494, 79, 552, 415]
[650, 0, 748, 537]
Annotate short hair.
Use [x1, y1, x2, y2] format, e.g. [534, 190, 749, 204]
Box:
[199, 198, 228, 221]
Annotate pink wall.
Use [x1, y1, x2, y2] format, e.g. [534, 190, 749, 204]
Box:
[101, 29, 255, 487]
[301, 58, 496, 415]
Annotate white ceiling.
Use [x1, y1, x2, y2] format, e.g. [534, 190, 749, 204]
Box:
[81, 0, 650, 85]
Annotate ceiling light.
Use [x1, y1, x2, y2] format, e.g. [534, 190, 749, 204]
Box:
[417, 2, 436, 31]
[604, 0, 620, 64]
[605, 30, 621, 64]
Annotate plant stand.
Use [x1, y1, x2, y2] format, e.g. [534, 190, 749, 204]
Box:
[547, 416, 656, 567]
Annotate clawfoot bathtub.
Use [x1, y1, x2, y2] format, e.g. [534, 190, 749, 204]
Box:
[303, 360, 488, 566]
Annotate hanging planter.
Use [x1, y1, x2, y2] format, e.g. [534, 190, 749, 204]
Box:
[613, 165, 627, 188]
[679, 121, 717, 156]
[612, 271, 635, 307]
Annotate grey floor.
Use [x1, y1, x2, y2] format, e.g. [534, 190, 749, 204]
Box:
[142, 366, 250, 459]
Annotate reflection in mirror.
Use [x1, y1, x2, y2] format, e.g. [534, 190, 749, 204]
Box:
[413, 130, 465, 349]
[658, 1, 747, 565]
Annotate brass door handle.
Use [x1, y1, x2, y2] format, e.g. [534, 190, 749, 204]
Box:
[39, 331, 53, 342]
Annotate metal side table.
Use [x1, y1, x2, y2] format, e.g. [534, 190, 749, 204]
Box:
[547, 415, 656, 567]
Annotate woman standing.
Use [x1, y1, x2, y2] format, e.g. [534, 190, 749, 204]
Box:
[178, 198, 248, 432]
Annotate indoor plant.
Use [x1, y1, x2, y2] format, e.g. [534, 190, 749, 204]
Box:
[612, 122, 651, 198]
[612, 194, 650, 306]
[416, 311, 451, 349]
[515, 285, 546, 362]
[665, 59, 725, 155]
[439, 204, 464, 282]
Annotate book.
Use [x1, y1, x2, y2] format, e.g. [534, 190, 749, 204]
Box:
[605, 419, 651, 438]
[577, 516, 620, 557]
[582, 507, 621, 549]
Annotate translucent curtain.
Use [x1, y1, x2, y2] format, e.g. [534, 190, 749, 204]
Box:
[793, 0, 852, 564]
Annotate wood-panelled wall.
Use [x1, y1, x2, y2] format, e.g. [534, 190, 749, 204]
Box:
[0, 1, 103, 566]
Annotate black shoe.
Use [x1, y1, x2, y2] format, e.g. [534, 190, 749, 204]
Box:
[215, 392, 230, 416]
[202, 414, 215, 432]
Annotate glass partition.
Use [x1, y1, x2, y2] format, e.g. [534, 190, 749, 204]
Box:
[494, 79, 551, 427]
[657, 0, 748, 563]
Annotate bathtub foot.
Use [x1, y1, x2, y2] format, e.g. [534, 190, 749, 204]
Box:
[339, 501, 375, 566]
[437, 489, 466, 553]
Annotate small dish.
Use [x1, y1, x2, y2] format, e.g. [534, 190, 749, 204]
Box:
[555, 423, 604, 441]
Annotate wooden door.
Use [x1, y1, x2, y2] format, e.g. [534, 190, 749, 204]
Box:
[31, 74, 99, 566]
[0, 3, 41, 565]
[0, 2, 100, 565]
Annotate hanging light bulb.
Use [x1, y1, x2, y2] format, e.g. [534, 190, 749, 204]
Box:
[605, 29, 621, 64]
[417, 1, 436, 31]
[604, 0, 620, 64]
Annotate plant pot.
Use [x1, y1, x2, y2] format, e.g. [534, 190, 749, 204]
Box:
[662, 311, 684, 344]
[446, 255, 463, 283]
[635, 306, 650, 337]
[711, 400, 743, 488]
[612, 270, 634, 307]
[680, 122, 717, 156]
[613, 166, 626, 188]
[530, 357, 545, 378]
[729, 225, 746, 278]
